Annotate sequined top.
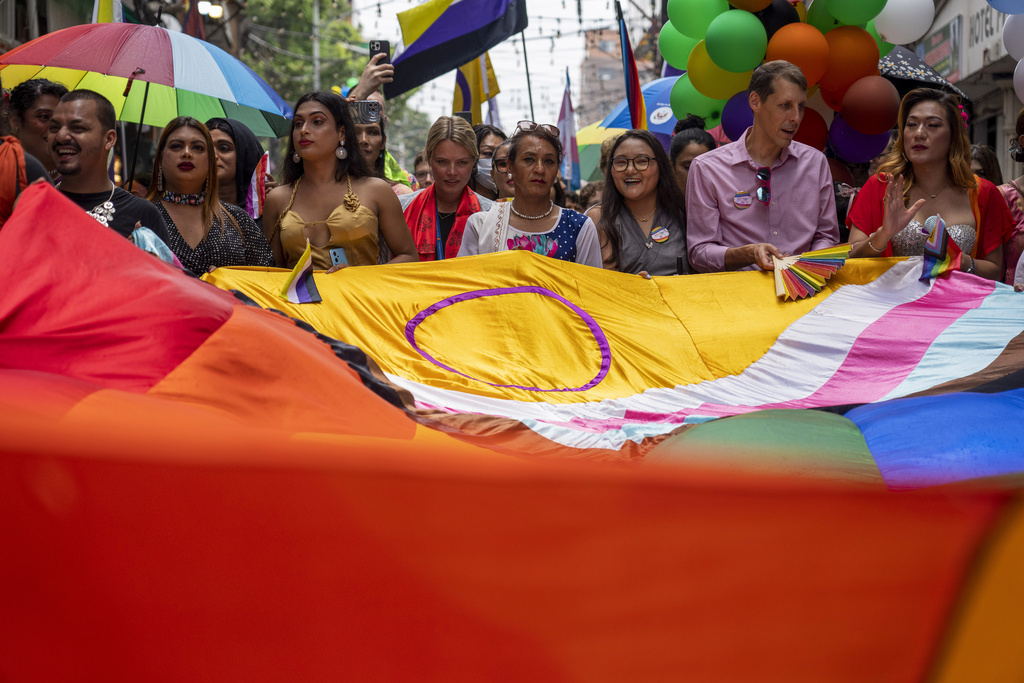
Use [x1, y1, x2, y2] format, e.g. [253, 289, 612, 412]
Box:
[890, 218, 976, 257]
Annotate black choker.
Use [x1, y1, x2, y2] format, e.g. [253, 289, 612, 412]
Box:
[162, 190, 206, 206]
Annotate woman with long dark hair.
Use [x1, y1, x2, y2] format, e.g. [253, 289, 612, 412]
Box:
[590, 129, 689, 276]
[847, 88, 1011, 281]
[263, 91, 417, 269]
[206, 117, 268, 213]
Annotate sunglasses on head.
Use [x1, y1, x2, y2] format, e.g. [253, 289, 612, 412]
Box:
[515, 120, 560, 137]
[755, 166, 771, 205]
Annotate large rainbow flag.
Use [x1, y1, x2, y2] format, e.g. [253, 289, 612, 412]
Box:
[3, 183, 1024, 680]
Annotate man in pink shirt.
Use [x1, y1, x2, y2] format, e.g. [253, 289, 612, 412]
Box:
[685, 61, 839, 272]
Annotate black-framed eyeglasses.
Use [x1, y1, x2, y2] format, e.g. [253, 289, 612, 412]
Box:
[515, 120, 560, 137]
[755, 166, 771, 205]
[611, 155, 654, 173]
[493, 157, 509, 171]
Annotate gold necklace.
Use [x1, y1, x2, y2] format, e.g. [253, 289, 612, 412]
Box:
[631, 206, 657, 223]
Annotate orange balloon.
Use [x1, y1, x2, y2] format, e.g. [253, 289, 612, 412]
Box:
[766, 23, 829, 86]
[730, 0, 772, 10]
[794, 107, 828, 150]
[818, 26, 879, 93]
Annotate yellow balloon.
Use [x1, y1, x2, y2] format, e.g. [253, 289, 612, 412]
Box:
[795, 1, 807, 23]
[687, 41, 754, 101]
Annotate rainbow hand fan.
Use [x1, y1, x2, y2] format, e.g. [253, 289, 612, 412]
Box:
[772, 244, 851, 301]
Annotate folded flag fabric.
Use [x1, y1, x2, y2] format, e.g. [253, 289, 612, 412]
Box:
[279, 240, 321, 304]
[453, 52, 500, 126]
[245, 151, 269, 220]
[772, 244, 851, 300]
[385, 0, 528, 99]
[920, 213, 962, 281]
[616, 0, 646, 131]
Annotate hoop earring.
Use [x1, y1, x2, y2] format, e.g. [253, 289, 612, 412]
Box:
[336, 145, 347, 160]
[292, 152, 300, 163]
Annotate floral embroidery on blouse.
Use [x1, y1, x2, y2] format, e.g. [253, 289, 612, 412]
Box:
[507, 233, 558, 257]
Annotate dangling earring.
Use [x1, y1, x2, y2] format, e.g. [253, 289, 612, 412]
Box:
[378, 150, 385, 160]
[157, 169, 164, 191]
[336, 144, 347, 160]
[292, 152, 301, 163]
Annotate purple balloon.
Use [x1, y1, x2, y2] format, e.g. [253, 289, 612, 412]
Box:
[828, 115, 890, 164]
[721, 92, 753, 142]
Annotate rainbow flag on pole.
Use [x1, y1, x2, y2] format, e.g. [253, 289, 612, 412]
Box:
[615, 0, 646, 130]
[920, 214, 962, 282]
[279, 240, 322, 304]
[558, 69, 580, 192]
[245, 152, 269, 221]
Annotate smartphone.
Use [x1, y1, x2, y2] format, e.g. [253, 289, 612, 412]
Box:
[369, 40, 391, 65]
[454, 111, 472, 124]
[329, 247, 348, 267]
[351, 99, 381, 124]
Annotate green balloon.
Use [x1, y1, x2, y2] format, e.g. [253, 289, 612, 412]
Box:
[658, 21, 700, 70]
[829, 0, 887, 26]
[806, 0, 863, 34]
[705, 10, 767, 73]
[867, 20, 895, 57]
[670, 73, 726, 129]
[666, 0, 729, 39]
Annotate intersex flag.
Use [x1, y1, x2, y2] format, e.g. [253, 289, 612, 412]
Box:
[616, 0, 646, 130]
[558, 68, 580, 191]
[452, 52, 500, 125]
[386, 0, 528, 99]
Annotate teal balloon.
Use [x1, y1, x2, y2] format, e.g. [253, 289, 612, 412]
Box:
[806, 0, 863, 34]
[829, 0, 887, 26]
[867, 20, 895, 57]
[658, 21, 700, 70]
[705, 10, 767, 73]
[666, 0, 729, 39]
[670, 73, 727, 129]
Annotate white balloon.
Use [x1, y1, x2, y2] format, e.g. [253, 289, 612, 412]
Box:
[1014, 58, 1024, 103]
[1005, 14, 1024, 61]
[873, 0, 935, 45]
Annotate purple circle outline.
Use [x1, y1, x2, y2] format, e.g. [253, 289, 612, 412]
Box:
[405, 286, 611, 392]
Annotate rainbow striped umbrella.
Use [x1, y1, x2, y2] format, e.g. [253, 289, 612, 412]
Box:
[0, 23, 292, 137]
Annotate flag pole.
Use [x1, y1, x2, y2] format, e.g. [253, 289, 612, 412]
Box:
[614, 0, 632, 128]
[520, 31, 535, 121]
[124, 67, 150, 188]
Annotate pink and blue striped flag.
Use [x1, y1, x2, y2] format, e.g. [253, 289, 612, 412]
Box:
[558, 69, 580, 192]
[920, 214, 962, 282]
[279, 240, 322, 304]
[616, 1, 646, 131]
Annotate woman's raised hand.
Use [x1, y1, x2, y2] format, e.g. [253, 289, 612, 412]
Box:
[880, 174, 926, 241]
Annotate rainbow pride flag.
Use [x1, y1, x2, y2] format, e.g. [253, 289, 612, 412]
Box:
[245, 151, 268, 220]
[616, 0, 646, 130]
[920, 213, 962, 281]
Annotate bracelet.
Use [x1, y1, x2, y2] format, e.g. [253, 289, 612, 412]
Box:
[865, 230, 886, 253]
[966, 256, 976, 274]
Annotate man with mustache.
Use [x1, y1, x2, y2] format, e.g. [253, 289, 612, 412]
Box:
[685, 61, 839, 272]
[50, 90, 168, 242]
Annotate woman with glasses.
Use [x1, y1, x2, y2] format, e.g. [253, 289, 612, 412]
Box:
[847, 88, 1011, 281]
[400, 116, 493, 260]
[458, 121, 602, 267]
[489, 138, 515, 200]
[588, 130, 689, 276]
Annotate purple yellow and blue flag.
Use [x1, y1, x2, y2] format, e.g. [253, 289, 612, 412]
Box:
[920, 214, 962, 282]
[453, 52, 500, 126]
[558, 69, 580, 191]
[616, 0, 646, 131]
[279, 240, 322, 304]
[386, 0, 528, 99]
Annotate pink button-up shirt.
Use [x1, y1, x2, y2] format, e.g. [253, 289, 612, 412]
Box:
[685, 129, 839, 272]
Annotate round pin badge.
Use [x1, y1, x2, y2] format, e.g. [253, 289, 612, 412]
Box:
[650, 226, 670, 243]
[734, 191, 753, 209]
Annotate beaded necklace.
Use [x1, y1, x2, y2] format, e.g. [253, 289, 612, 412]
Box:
[162, 190, 206, 206]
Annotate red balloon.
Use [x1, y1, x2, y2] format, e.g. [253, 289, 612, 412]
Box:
[766, 23, 830, 86]
[841, 75, 900, 135]
[818, 26, 879, 93]
[819, 83, 847, 112]
[795, 107, 828, 150]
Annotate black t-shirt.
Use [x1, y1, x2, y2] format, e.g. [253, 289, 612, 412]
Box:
[23, 151, 51, 187]
[61, 186, 169, 243]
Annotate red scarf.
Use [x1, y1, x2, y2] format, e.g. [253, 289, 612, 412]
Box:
[403, 183, 481, 261]
[0, 136, 27, 228]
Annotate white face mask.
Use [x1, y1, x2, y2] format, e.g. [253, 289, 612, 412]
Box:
[475, 158, 497, 192]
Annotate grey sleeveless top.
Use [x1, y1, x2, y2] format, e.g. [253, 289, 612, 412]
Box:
[615, 207, 689, 276]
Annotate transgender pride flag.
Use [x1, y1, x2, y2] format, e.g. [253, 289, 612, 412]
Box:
[558, 69, 580, 192]
[279, 240, 322, 304]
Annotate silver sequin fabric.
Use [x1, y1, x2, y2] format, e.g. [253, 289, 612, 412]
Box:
[890, 219, 976, 256]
